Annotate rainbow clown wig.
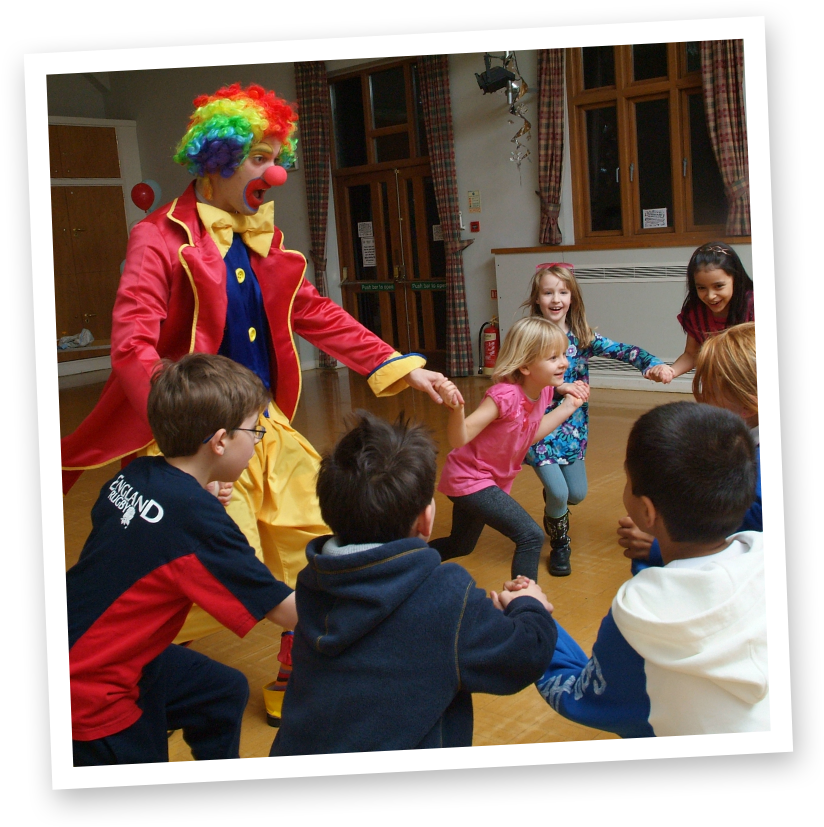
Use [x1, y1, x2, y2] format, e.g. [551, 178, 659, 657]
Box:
[173, 82, 298, 179]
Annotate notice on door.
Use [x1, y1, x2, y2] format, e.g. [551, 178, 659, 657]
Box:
[361, 237, 376, 267]
[642, 208, 667, 229]
[357, 221, 374, 238]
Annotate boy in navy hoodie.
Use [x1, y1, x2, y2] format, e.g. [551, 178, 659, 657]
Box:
[270, 411, 557, 754]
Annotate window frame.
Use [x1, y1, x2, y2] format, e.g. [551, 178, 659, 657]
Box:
[566, 42, 738, 248]
[329, 58, 428, 175]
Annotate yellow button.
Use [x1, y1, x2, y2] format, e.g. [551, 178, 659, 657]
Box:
[249, 327, 257, 342]
[235, 268, 246, 283]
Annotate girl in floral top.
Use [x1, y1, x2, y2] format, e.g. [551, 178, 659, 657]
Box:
[523, 263, 673, 576]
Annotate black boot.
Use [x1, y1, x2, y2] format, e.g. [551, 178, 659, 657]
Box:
[544, 510, 572, 576]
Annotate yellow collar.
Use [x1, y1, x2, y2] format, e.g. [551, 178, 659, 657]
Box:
[196, 201, 275, 259]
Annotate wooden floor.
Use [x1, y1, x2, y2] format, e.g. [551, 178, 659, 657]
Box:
[59, 368, 690, 758]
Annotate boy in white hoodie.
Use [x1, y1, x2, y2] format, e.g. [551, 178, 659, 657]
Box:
[535, 401, 768, 737]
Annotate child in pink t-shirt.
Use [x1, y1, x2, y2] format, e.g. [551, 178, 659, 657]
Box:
[432, 316, 586, 581]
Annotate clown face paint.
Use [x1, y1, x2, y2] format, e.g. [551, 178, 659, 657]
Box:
[206, 138, 283, 215]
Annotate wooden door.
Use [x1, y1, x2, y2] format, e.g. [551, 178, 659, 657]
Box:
[50, 123, 128, 344]
[49, 124, 121, 179]
[336, 165, 447, 369]
[51, 185, 128, 340]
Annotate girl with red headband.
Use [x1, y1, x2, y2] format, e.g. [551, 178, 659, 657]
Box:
[521, 263, 673, 576]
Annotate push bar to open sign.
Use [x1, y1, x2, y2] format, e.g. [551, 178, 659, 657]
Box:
[358, 281, 446, 292]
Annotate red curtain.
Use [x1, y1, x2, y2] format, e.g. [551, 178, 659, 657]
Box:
[294, 61, 337, 369]
[418, 55, 474, 377]
[700, 41, 750, 236]
[536, 49, 565, 245]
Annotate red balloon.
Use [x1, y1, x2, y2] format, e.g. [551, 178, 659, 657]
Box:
[131, 182, 154, 211]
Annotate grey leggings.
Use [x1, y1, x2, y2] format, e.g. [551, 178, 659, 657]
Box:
[430, 485, 544, 581]
[532, 460, 588, 518]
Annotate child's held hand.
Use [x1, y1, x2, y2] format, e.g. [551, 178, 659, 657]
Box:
[617, 515, 654, 560]
[566, 380, 590, 401]
[503, 575, 532, 592]
[437, 379, 464, 410]
[491, 578, 553, 613]
[646, 364, 674, 384]
[561, 392, 585, 413]
[206, 480, 235, 507]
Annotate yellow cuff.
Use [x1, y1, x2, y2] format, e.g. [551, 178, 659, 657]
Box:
[367, 353, 427, 397]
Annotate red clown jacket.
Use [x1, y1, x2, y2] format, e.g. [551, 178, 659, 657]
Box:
[61, 183, 422, 494]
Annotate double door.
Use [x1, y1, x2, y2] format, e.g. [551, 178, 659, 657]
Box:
[335, 164, 447, 370]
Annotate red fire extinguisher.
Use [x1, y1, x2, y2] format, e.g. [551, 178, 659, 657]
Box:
[478, 316, 500, 376]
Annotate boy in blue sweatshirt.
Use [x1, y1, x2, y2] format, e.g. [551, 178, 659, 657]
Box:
[533, 401, 767, 737]
[270, 410, 557, 754]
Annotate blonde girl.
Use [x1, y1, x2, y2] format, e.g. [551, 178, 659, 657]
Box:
[431, 316, 586, 581]
[523, 263, 672, 576]
[619, 322, 760, 573]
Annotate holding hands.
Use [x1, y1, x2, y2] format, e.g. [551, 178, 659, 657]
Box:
[645, 364, 675, 384]
[616, 515, 655, 560]
[437, 379, 464, 410]
[206, 480, 235, 506]
[491, 576, 554, 614]
[560, 392, 586, 412]
[556, 380, 591, 402]
[408, 367, 465, 407]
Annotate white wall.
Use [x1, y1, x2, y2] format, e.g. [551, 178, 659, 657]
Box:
[449, 51, 540, 371]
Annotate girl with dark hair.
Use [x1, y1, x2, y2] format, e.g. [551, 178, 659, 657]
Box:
[670, 242, 755, 378]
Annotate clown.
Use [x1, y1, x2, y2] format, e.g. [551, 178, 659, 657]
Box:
[61, 83, 454, 725]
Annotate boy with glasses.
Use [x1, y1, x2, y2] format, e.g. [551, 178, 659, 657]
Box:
[68, 354, 296, 765]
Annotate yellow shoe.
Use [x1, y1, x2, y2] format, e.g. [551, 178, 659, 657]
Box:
[263, 631, 294, 727]
[263, 678, 287, 727]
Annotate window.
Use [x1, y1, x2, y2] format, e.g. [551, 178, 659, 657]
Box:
[330, 60, 428, 171]
[328, 60, 446, 365]
[566, 42, 735, 246]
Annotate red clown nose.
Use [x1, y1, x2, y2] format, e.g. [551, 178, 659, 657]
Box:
[263, 166, 288, 187]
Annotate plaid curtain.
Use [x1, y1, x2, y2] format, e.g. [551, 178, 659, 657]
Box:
[700, 41, 750, 236]
[537, 49, 565, 245]
[294, 61, 337, 369]
[418, 55, 473, 377]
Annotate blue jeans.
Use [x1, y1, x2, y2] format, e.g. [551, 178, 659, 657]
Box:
[532, 460, 588, 519]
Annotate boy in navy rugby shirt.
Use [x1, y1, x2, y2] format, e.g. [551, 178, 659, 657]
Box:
[68, 354, 296, 766]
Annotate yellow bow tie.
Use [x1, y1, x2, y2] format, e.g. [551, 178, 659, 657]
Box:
[197, 201, 275, 259]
